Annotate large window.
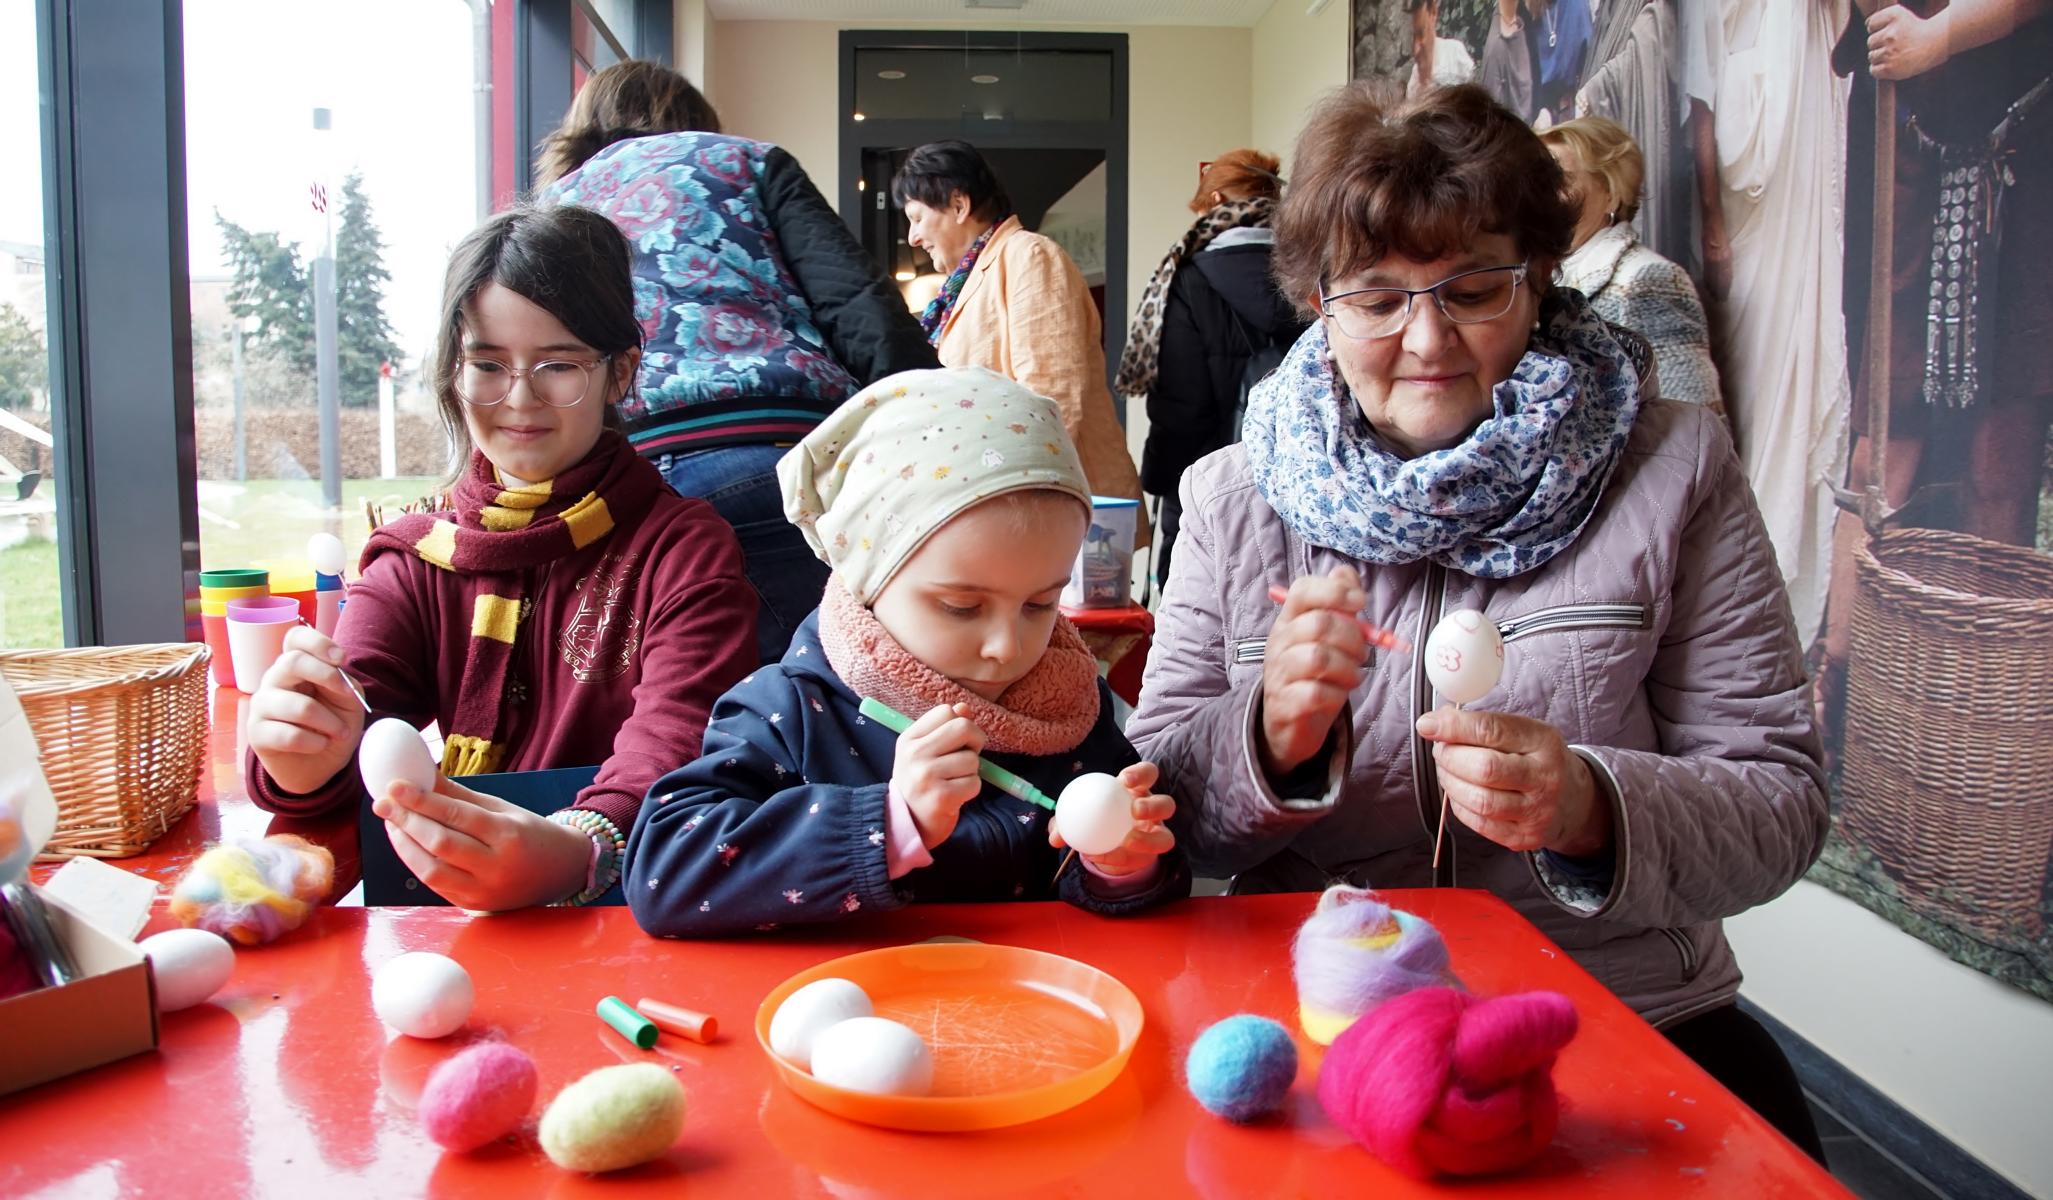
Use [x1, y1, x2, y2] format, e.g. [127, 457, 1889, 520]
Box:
[183, 0, 487, 588]
[1, 0, 60, 649]
[20, 0, 667, 648]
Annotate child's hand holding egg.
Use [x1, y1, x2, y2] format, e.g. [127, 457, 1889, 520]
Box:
[1051, 762, 1177, 880]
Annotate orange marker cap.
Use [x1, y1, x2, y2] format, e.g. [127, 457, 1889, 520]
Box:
[636, 996, 717, 1043]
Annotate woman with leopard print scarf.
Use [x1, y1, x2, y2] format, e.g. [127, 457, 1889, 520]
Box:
[1121, 149, 1306, 586]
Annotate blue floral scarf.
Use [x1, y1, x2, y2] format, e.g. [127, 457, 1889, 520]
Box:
[918, 224, 1000, 347]
[1241, 289, 1648, 578]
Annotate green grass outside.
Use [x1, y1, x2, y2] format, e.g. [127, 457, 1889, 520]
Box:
[0, 476, 439, 650]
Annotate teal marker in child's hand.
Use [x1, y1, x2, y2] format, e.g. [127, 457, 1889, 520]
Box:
[857, 696, 1058, 812]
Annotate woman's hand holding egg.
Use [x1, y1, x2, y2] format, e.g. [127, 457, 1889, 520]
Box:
[1414, 708, 1612, 858]
[375, 777, 593, 911]
[1260, 567, 1370, 778]
[890, 702, 987, 849]
[1050, 762, 1177, 878]
[246, 625, 367, 795]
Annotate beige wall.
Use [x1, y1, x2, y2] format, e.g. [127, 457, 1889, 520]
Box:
[707, 20, 840, 187]
[1252, 0, 1349, 175]
[1727, 885, 2053, 1195]
[673, 0, 716, 102]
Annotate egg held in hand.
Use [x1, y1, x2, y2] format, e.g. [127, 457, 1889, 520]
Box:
[1054, 772, 1135, 857]
[1422, 609, 1504, 707]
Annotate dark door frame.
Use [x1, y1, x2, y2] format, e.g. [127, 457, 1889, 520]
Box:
[837, 29, 1130, 415]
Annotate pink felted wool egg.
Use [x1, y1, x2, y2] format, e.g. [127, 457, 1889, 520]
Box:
[418, 1041, 540, 1152]
[1316, 986, 1578, 1179]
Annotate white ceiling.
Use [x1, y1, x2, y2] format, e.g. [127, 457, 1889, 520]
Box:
[705, 0, 1282, 27]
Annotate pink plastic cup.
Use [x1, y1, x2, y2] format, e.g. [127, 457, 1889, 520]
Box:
[224, 597, 302, 693]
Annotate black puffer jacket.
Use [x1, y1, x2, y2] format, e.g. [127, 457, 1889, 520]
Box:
[1140, 236, 1307, 498]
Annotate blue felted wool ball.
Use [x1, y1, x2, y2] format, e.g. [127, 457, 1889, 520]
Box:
[1185, 1014, 1299, 1122]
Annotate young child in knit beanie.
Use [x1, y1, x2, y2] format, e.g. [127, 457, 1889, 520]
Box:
[626, 367, 1189, 935]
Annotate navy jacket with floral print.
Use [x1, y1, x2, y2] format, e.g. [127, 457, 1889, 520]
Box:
[626, 612, 1189, 937]
[544, 132, 936, 457]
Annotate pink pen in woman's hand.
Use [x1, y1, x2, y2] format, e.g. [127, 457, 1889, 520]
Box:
[1266, 584, 1411, 653]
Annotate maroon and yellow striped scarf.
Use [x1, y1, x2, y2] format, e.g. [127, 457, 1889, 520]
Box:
[361, 432, 661, 776]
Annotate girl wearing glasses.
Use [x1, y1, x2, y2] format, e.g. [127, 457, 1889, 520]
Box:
[1129, 84, 1826, 1158]
[243, 206, 758, 912]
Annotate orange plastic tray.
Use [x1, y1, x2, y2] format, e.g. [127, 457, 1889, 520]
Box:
[754, 940, 1143, 1132]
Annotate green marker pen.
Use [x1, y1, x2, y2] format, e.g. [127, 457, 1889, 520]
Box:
[857, 696, 1058, 812]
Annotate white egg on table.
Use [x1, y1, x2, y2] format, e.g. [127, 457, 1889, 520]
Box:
[769, 977, 873, 1068]
[1054, 772, 1134, 857]
[140, 928, 236, 1012]
[307, 532, 347, 578]
[809, 1016, 935, 1097]
[359, 717, 437, 801]
[1423, 608, 1504, 707]
[372, 951, 474, 1039]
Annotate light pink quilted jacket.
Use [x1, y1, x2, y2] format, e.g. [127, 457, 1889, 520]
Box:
[1127, 397, 1828, 1027]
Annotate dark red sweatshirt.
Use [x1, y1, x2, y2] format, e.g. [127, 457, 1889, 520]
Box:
[246, 492, 757, 835]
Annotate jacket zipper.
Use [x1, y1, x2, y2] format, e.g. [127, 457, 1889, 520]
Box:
[1497, 603, 1649, 643]
[1411, 561, 1454, 887]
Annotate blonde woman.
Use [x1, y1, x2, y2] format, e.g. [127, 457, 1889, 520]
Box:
[1541, 117, 1722, 412]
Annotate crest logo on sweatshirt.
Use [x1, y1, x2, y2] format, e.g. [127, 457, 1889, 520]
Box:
[559, 551, 642, 683]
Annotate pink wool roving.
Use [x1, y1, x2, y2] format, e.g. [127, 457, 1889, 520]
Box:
[1292, 884, 1457, 1044]
[419, 1041, 540, 1152]
[1317, 986, 1579, 1179]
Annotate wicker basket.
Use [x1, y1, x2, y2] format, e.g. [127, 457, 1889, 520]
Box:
[1838, 528, 2053, 943]
[0, 643, 210, 860]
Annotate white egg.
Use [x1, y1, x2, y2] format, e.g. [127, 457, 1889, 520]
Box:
[1423, 608, 1505, 707]
[307, 532, 347, 578]
[140, 928, 235, 1012]
[359, 718, 437, 801]
[769, 977, 873, 1068]
[372, 951, 474, 1038]
[1054, 772, 1134, 857]
[809, 1016, 934, 1097]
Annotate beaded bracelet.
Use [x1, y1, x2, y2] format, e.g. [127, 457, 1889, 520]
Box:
[547, 808, 625, 906]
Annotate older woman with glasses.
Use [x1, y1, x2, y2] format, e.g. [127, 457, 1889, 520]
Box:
[1128, 84, 1827, 1158]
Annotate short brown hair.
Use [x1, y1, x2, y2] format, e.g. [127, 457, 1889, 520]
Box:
[1537, 117, 1644, 225]
[534, 60, 721, 187]
[1272, 83, 1575, 315]
[1191, 149, 1284, 213]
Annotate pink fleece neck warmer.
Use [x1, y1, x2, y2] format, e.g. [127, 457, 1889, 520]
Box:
[816, 573, 1101, 756]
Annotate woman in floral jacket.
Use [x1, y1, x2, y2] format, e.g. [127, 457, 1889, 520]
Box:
[539, 61, 936, 663]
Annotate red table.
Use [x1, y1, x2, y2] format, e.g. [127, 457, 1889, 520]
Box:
[0, 889, 1846, 1198]
[1063, 602, 1153, 706]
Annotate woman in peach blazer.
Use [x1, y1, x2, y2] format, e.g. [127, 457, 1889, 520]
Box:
[892, 140, 1147, 544]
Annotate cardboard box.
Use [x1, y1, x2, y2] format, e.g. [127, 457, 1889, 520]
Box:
[0, 887, 159, 1096]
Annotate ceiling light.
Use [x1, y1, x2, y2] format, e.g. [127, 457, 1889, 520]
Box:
[853, 112, 866, 121]
[894, 269, 915, 281]
[970, 74, 1000, 84]
[877, 69, 906, 80]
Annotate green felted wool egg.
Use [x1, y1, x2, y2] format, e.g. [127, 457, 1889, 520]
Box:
[538, 1062, 687, 1173]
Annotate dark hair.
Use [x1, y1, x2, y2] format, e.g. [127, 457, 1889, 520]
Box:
[890, 140, 1013, 224]
[1272, 83, 1575, 316]
[430, 206, 642, 464]
[534, 60, 721, 187]
[1192, 148, 1284, 213]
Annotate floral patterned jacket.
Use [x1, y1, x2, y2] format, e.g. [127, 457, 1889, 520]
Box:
[545, 132, 936, 457]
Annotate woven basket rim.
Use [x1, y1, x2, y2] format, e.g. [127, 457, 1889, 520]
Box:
[0, 642, 209, 697]
[1857, 529, 2053, 617]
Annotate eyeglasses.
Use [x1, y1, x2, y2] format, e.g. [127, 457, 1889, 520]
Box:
[1319, 262, 1529, 340]
[455, 355, 611, 408]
